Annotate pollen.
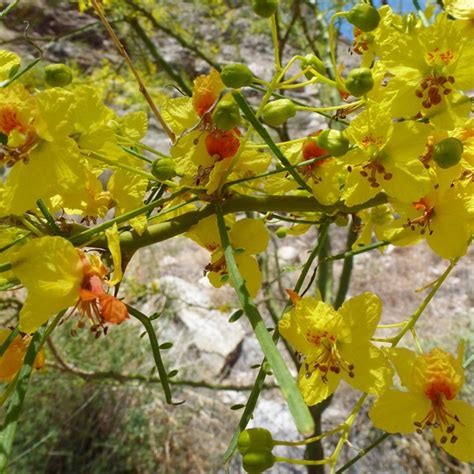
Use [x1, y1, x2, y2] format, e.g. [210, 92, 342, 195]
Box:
[405, 198, 435, 235]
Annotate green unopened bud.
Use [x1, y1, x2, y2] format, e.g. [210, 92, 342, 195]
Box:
[317, 130, 350, 157]
[346, 4, 381, 32]
[151, 158, 176, 181]
[301, 54, 326, 79]
[44, 63, 73, 87]
[213, 100, 241, 130]
[262, 99, 296, 127]
[221, 63, 254, 89]
[242, 450, 275, 473]
[252, 0, 279, 18]
[432, 137, 463, 169]
[238, 428, 274, 455]
[345, 67, 374, 97]
[275, 227, 287, 239]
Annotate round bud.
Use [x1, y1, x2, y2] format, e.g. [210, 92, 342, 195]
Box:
[252, 0, 279, 18]
[238, 428, 274, 454]
[242, 450, 275, 473]
[151, 158, 177, 181]
[44, 63, 73, 87]
[262, 99, 296, 127]
[300, 54, 326, 80]
[345, 67, 374, 97]
[346, 4, 381, 32]
[275, 227, 287, 239]
[432, 137, 463, 169]
[213, 100, 241, 130]
[221, 63, 254, 89]
[317, 130, 350, 157]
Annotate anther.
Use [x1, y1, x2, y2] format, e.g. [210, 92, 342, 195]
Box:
[450, 435, 457, 444]
[440, 436, 448, 444]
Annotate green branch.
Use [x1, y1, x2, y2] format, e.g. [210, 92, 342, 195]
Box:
[127, 305, 182, 405]
[215, 204, 314, 434]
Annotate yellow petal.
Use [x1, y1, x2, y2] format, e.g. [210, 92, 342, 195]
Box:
[340, 343, 393, 395]
[298, 362, 341, 406]
[387, 347, 421, 393]
[12, 237, 83, 333]
[105, 224, 122, 286]
[235, 253, 262, 298]
[338, 292, 382, 342]
[230, 218, 270, 255]
[433, 399, 474, 463]
[369, 390, 431, 434]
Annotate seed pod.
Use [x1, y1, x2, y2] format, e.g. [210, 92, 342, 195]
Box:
[345, 67, 374, 97]
[335, 214, 349, 227]
[44, 63, 73, 87]
[238, 428, 274, 454]
[346, 4, 381, 32]
[300, 54, 326, 79]
[432, 137, 463, 169]
[252, 0, 279, 18]
[262, 99, 296, 127]
[151, 158, 177, 181]
[221, 63, 254, 89]
[317, 130, 350, 157]
[213, 100, 241, 130]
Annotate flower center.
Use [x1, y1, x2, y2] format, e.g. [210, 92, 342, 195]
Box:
[415, 73, 455, 109]
[414, 392, 462, 445]
[0, 106, 38, 167]
[303, 330, 355, 383]
[426, 47, 455, 66]
[68, 253, 128, 336]
[404, 198, 435, 235]
[205, 128, 241, 160]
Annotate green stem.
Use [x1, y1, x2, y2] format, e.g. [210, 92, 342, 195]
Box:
[223, 222, 329, 463]
[0, 263, 12, 273]
[215, 204, 314, 436]
[127, 305, 181, 405]
[36, 199, 62, 236]
[335, 433, 391, 473]
[69, 190, 187, 245]
[390, 258, 459, 346]
[232, 92, 312, 192]
[333, 217, 359, 309]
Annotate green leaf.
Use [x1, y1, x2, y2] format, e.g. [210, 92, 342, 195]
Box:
[228, 309, 244, 323]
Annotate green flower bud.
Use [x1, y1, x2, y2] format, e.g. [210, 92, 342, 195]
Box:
[346, 4, 381, 32]
[317, 130, 350, 157]
[252, 0, 279, 18]
[432, 137, 463, 169]
[44, 63, 73, 87]
[275, 227, 287, 239]
[262, 99, 296, 127]
[242, 450, 275, 473]
[221, 63, 254, 89]
[345, 67, 374, 97]
[300, 54, 326, 79]
[213, 100, 241, 130]
[151, 158, 177, 181]
[238, 428, 274, 455]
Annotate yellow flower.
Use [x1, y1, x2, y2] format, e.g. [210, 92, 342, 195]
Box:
[342, 102, 431, 206]
[380, 13, 473, 128]
[187, 216, 270, 297]
[10, 236, 128, 334]
[279, 293, 393, 406]
[0, 329, 45, 382]
[370, 346, 474, 463]
[0, 50, 20, 81]
[352, 204, 393, 249]
[381, 184, 471, 259]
